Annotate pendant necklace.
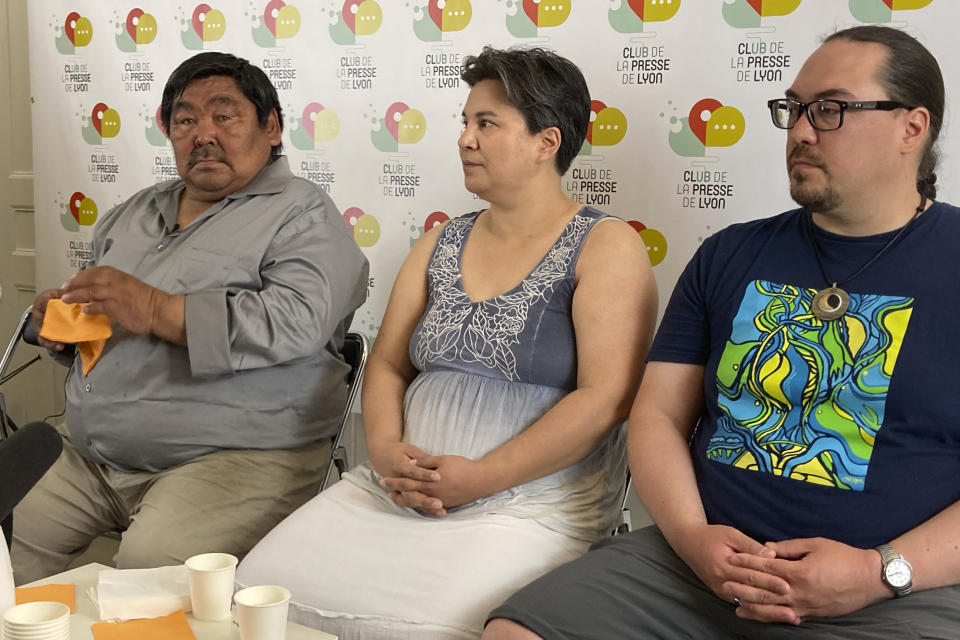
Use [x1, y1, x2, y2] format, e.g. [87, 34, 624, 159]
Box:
[808, 194, 926, 321]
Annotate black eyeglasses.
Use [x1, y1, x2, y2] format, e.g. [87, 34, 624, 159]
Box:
[767, 98, 913, 131]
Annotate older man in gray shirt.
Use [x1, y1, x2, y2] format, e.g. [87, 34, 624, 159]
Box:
[12, 52, 368, 582]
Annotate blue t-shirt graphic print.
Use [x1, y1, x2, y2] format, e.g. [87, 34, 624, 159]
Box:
[711, 280, 913, 492]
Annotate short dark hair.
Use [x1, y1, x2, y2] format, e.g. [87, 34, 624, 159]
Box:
[161, 52, 284, 159]
[461, 46, 590, 175]
[825, 26, 944, 200]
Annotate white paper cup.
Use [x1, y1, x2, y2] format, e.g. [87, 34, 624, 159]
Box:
[235, 585, 291, 640]
[2, 601, 70, 639]
[185, 553, 238, 621]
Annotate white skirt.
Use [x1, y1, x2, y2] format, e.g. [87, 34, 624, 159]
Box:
[236, 478, 590, 639]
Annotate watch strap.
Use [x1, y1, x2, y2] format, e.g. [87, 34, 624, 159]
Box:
[876, 543, 899, 565]
[875, 544, 913, 596]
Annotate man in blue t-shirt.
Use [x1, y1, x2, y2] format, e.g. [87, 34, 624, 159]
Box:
[482, 25, 960, 639]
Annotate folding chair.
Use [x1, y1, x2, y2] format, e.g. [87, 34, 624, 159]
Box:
[0, 307, 43, 440]
[320, 331, 368, 491]
[611, 471, 633, 536]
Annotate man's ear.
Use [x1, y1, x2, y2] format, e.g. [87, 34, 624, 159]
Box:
[264, 109, 282, 147]
[901, 106, 930, 156]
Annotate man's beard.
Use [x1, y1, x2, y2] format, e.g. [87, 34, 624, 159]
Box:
[790, 173, 841, 213]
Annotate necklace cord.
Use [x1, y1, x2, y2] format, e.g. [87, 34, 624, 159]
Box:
[807, 194, 927, 288]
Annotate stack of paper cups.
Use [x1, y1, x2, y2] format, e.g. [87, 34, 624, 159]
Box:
[2, 601, 71, 640]
[0, 536, 14, 618]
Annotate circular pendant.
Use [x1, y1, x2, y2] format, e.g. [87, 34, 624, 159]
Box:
[812, 286, 849, 321]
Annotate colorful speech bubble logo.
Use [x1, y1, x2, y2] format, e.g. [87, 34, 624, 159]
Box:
[580, 100, 628, 155]
[849, 0, 933, 23]
[415, 0, 472, 41]
[691, 99, 745, 147]
[82, 102, 122, 144]
[291, 102, 341, 150]
[305, 103, 340, 142]
[506, 0, 570, 37]
[344, 207, 381, 247]
[115, 8, 157, 52]
[345, 0, 383, 35]
[64, 12, 94, 47]
[70, 192, 98, 226]
[627, 220, 668, 267]
[127, 9, 158, 44]
[192, 4, 226, 41]
[590, 100, 627, 146]
[724, 0, 801, 27]
[668, 98, 745, 157]
[330, 0, 383, 44]
[431, 0, 472, 31]
[181, 4, 226, 48]
[252, 0, 301, 46]
[371, 102, 427, 152]
[92, 103, 121, 138]
[610, 0, 682, 32]
[524, 0, 571, 26]
[265, 0, 302, 37]
[253, 1, 301, 46]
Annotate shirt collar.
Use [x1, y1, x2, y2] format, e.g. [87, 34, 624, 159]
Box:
[152, 156, 293, 231]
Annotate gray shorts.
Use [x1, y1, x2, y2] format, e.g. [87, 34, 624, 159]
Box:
[489, 525, 960, 639]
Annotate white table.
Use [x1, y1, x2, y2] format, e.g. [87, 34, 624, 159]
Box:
[25, 563, 336, 639]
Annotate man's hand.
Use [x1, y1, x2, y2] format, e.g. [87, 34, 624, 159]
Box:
[31, 288, 67, 351]
[382, 454, 491, 511]
[724, 537, 887, 624]
[60, 266, 165, 335]
[671, 524, 790, 608]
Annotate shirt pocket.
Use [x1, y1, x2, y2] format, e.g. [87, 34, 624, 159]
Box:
[162, 247, 240, 293]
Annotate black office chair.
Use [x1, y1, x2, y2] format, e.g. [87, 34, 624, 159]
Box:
[320, 332, 369, 492]
[0, 307, 43, 440]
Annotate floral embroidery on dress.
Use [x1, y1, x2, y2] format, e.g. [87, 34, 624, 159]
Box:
[413, 212, 594, 380]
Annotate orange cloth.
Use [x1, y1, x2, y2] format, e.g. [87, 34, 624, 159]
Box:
[14, 583, 76, 613]
[91, 609, 196, 640]
[39, 299, 111, 375]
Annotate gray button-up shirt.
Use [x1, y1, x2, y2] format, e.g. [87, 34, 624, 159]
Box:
[64, 157, 369, 472]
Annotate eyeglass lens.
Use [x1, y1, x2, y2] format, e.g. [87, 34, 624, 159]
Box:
[770, 100, 843, 131]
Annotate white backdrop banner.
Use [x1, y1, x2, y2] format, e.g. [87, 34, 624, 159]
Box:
[26, 0, 957, 342]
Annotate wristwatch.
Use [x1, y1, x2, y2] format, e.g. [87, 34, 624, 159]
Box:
[875, 544, 913, 597]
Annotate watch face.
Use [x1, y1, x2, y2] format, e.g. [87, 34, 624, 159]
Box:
[885, 558, 912, 588]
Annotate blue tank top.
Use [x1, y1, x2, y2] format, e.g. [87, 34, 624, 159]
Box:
[410, 207, 610, 391]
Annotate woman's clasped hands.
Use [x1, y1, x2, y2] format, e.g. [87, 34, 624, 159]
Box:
[373, 442, 492, 517]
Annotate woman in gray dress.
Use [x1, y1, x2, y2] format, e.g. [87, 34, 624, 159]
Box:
[237, 46, 658, 639]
